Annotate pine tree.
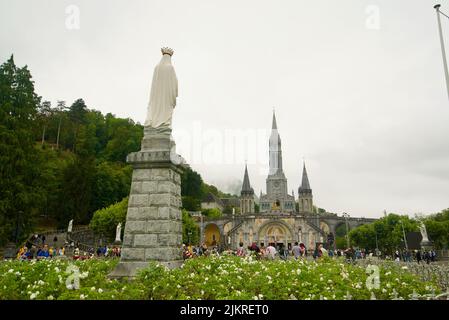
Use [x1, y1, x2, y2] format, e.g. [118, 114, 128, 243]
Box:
[0, 56, 44, 245]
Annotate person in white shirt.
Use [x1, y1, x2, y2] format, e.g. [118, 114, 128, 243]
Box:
[266, 244, 277, 260]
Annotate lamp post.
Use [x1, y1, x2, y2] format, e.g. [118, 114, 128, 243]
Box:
[434, 4, 449, 99]
[400, 220, 408, 251]
[200, 212, 203, 245]
[342, 212, 350, 249]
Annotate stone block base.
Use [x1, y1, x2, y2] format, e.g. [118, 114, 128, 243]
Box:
[109, 131, 185, 279]
[109, 260, 183, 279]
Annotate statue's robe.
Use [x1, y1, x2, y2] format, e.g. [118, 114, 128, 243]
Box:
[144, 54, 178, 129]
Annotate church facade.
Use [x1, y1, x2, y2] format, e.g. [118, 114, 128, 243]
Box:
[199, 112, 375, 251]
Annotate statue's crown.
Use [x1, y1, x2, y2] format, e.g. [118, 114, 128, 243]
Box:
[161, 47, 174, 56]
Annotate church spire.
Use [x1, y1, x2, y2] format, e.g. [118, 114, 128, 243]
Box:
[241, 164, 254, 195]
[272, 110, 277, 130]
[269, 111, 283, 175]
[300, 162, 311, 191]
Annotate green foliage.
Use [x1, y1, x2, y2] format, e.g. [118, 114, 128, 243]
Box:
[424, 209, 449, 249]
[181, 167, 204, 199]
[349, 214, 419, 252]
[0, 255, 445, 300]
[181, 196, 201, 211]
[0, 56, 46, 245]
[182, 210, 200, 245]
[89, 197, 128, 240]
[137, 256, 440, 300]
[201, 208, 222, 218]
[92, 162, 131, 212]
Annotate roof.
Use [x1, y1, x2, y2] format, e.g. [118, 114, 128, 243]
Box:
[201, 192, 224, 206]
[220, 197, 240, 208]
[241, 164, 254, 194]
[299, 162, 312, 191]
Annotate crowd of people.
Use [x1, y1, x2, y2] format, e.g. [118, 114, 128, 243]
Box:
[181, 241, 440, 264]
[17, 244, 66, 260]
[393, 249, 437, 264]
[14, 235, 122, 261]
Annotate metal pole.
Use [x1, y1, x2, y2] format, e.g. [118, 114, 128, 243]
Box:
[401, 221, 408, 251]
[343, 212, 350, 248]
[435, 4, 449, 99]
[200, 213, 203, 244]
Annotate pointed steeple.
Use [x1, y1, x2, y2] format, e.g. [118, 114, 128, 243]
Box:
[269, 110, 283, 175]
[299, 162, 311, 191]
[241, 164, 254, 195]
[272, 110, 277, 130]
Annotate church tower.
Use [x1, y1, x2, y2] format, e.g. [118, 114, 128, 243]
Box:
[259, 111, 295, 213]
[266, 111, 288, 197]
[298, 162, 313, 213]
[240, 164, 255, 214]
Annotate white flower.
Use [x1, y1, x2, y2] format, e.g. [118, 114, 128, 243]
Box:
[80, 294, 86, 300]
[54, 267, 60, 273]
[37, 280, 45, 286]
[401, 266, 408, 270]
[8, 269, 13, 273]
[266, 275, 272, 280]
[253, 296, 259, 300]
[47, 295, 54, 300]
[296, 269, 301, 275]
[177, 284, 181, 289]
[30, 293, 37, 300]
[91, 287, 96, 291]
[15, 271, 21, 276]
[201, 290, 205, 295]
[190, 272, 195, 278]
[98, 288, 103, 293]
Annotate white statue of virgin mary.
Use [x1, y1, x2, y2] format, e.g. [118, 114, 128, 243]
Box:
[144, 47, 178, 132]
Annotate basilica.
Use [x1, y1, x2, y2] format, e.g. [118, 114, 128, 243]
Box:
[200, 112, 375, 251]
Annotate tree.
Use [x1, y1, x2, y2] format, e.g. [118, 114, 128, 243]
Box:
[89, 197, 128, 241]
[348, 213, 419, 253]
[348, 224, 376, 250]
[182, 209, 200, 245]
[181, 167, 204, 200]
[201, 208, 222, 218]
[92, 162, 132, 212]
[0, 56, 45, 245]
[424, 209, 449, 249]
[37, 100, 52, 146]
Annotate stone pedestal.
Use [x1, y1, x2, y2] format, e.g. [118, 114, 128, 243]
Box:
[420, 240, 433, 251]
[109, 131, 185, 279]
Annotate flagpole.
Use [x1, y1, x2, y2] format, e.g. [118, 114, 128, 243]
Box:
[434, 4, 449, 99]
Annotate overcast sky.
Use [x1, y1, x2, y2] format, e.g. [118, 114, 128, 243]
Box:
[1, 0, 449, 218]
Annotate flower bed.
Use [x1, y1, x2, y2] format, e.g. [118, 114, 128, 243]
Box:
[0, 255, 442, 300]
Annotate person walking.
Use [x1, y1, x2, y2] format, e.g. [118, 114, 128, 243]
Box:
[416, 250, 422, 264]
[292, 242, 301, 260]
